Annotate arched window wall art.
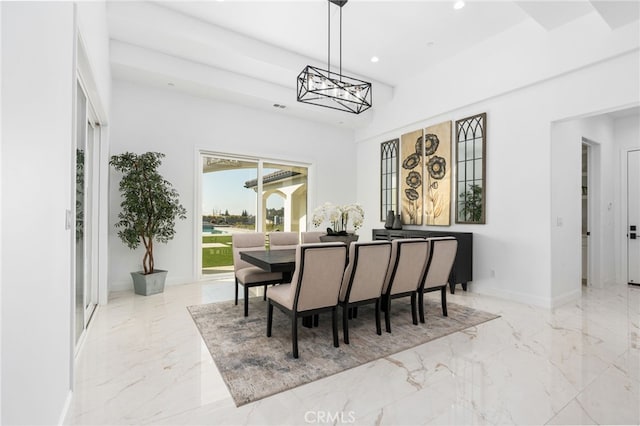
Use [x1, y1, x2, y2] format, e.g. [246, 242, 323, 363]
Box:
[455, 113, 487, 224]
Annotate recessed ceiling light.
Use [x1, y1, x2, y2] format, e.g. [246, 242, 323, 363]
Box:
[453, 1, 465, 10]
[370, 56, 379, 63]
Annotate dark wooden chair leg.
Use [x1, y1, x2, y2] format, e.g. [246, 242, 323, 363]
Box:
[385, 297, 392, 333]
[441, 286, 448, 316]
[449, 282, 456, 294]
[292, 315, 299, 359]
[375, 299, 382, 335]
[263, 284, 267, 301]
[419, 291, 426, 324]
[343, 304, 350, 344]
[267, 303, 273, 337]
[411, 292, 418, 325]
[235, 278, 239, 305]
[332, 308, 339, 348]
[461, 282, 468, 291]
[244, 286, 249, 317]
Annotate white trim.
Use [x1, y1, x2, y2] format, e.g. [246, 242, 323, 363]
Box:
[57, 390, 73, 426]
[624, 148, 640, 284]
[470, 284, 553, 309]
[193, 150, 203, 282]
[69, 4, 79, 395]
[551, 289, 582, 309]
[0, 3, 3, 420]
[582, 137, 602, 287]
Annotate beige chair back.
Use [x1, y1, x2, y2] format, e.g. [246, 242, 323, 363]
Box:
[301, 231, 326, 244]
[232, 232, 266, 271]
[339, 241, 392, 303]
[382, 239, 430, 295]
[268, 232, 299, 250]
[288, 243, 347, 312]
[423, 238, 458, 290]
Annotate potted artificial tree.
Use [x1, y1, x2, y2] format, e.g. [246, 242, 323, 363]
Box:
[110, 152, 187, 296]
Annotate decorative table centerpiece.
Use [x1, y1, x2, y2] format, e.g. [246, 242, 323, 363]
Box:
[312, 202, 364, 245]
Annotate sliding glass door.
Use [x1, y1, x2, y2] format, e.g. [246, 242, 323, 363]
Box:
[200, 153, 308, 275]
[75, 80, 99, 345]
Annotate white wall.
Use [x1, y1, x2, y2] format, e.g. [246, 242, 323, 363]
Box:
[357, 13, 639, 142]
[356, 45, 639, 307]
[1, 1, 111, 423]
[551, 115, 617, 303]
[109, 80, 355, 290]
[1, 3, 75, 424]
[76, 1, 111, 122]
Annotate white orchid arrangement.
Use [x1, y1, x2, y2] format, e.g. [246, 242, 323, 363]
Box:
[312, 202, 365, 233]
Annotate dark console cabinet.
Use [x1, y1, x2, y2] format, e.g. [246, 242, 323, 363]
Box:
[372, 229, 473, 293]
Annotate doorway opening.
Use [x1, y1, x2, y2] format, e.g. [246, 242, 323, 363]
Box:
[627, 149, 640, 285]
[581, 143, 590, 286]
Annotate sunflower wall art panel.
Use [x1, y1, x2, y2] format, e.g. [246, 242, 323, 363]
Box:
[422, 121, 452, 226]
[400, 129, 424, 225]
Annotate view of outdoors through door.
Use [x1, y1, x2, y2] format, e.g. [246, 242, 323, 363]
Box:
[201, 154, 308, 275]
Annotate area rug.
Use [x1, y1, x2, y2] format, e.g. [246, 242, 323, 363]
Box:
[187, 297, 498, 406]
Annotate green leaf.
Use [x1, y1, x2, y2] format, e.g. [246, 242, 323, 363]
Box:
[110, 152, 187, 274]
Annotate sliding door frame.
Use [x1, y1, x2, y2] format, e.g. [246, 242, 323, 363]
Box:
[195, 150, 312, 280]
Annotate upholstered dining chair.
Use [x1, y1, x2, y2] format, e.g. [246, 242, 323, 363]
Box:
[232, 233, 283, 317]
[266, 243, 348, 358]
[419, 237, 458, 323]
[300, 231, 326, 244]
[381, 238, 430, 333]
[268, 232, 299, 250]
[338, 241, 392, 343]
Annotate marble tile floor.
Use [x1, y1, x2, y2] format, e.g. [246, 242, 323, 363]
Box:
[65, 277, 640, 425]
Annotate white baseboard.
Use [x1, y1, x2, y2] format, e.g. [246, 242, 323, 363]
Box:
[109, 274, 195, 292]
[550, 288, 582, 308]
[471, 284, 552, 308]
[58, 390, 73, 426]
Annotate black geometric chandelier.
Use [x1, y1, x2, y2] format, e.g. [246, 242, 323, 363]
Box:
[297, 0, 372, 114]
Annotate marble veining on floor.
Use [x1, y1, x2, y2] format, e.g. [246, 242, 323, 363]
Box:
[64, 277, 640, 425]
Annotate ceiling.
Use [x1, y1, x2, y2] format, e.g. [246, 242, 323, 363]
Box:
[108, 1, 640, 127]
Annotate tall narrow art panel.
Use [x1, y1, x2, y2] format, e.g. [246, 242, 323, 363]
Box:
[400, 129, 424, 225]
[423, 121, 452, 226]
[380, 139, 399, 221]
[455, 113, 486, 224]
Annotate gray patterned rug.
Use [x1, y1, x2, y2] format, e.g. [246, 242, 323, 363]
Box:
[188, 297, 498, 406]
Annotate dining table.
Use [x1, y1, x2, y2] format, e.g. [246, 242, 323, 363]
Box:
[239, 248, 318, 328]
[239, 248, 296, 283]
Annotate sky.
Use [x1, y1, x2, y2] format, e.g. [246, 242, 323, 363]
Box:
[202, 168, 284, 217]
